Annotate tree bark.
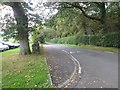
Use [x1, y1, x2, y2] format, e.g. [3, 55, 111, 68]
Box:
[32, 41, 40, 54]
[82, 21, 87, 35]
[99, 3, 106, 34]
[7, 2, 31, 55]
[18, 29, 31, 55]
[118, 2, 120, 31]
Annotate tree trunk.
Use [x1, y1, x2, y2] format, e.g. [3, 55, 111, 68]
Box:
[32, 41, 40, 54]
[18, 30, 31, 55]
[82, 21, 87, 35]
[118, 2, 120, 31]
[100, 2, 106, 34]
[7, 2, 31, 55]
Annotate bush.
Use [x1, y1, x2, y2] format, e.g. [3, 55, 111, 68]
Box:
[100, 32, 120, 48]
[50, 38, 58, 43]
[50, 32, 120, 48]
[39, 36, 45, 43]
[51, 36, 76, 44]
[76, 35, 89, 45]
[90, 35, 101, 46]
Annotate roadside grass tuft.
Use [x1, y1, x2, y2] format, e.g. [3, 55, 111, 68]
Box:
[1, 48, 52, 88]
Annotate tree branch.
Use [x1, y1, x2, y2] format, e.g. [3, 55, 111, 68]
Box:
[65, 2, 101, 21]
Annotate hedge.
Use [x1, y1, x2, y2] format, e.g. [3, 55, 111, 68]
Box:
[51, 36, 76, 44]
[50, 32, 120, 48]
[100, 32, 120, 48]
[76, 35, 102, 46]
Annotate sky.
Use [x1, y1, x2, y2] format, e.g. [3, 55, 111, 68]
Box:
[0, 1, 58, 33]
[0, 1, 58, 21]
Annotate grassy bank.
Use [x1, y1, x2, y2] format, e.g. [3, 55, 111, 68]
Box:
[64, 44, 119, 53]
[1, 48, 52, 88]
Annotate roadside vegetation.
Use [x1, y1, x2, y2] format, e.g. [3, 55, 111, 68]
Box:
[49, 32, 120, 53]
[50, 32, 120, 53]
[43, 2, 119, 52]
[1, 48, 52, 88]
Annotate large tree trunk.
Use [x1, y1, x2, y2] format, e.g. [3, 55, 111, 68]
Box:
[7, 2, 31, 55]
[18, 29, 31, 55]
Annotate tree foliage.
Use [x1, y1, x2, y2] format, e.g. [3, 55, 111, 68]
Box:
[45, 2, 119, 39]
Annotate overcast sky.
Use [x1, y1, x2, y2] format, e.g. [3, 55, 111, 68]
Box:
[0, 1, 58, 33]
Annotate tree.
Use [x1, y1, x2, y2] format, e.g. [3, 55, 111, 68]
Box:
[4, 2, 31, 55]
[61, 2, 107, 33]
[1, 13, 18, 41]
[44, 2, 119, 38]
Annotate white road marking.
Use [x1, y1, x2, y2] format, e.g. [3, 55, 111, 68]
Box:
[62, 50, 68, 53]
[70, 51, 74, 54]
[71, 55, 81, 74]
[77, 51, 81, 53]
[62, 50, 81, 74]
[58, 50, 82, 88]
[58, 50, 77, 88]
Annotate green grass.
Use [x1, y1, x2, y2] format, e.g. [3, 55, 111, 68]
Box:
[1, 48, 52, 88]
[64, 44, 119, 53]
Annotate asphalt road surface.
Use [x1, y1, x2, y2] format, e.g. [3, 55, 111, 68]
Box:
[44, 43, 118, 88]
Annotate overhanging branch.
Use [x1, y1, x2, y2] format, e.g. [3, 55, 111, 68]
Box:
[65, 2, 101, 21]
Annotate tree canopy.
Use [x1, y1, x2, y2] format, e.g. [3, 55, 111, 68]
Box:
[0, 2, 119, 55]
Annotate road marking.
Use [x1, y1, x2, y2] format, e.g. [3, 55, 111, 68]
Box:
[71, 55, 81, 74]
[77, 51, 81, 53]
[58, 50, 77, 88]
[62, 50, 81, 74]
[58, 50, 82, 88]
[62, 50, 68, 53]
[70, 51, 74, 54]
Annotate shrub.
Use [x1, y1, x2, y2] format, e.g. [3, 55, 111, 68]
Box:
[76, 32, 120, 48]
[89, 35, 101, 46]
[50, 32, 120, 48]
[50, 36, 76, 44]
[39, 36, 45, 43]
[76, 35, 89, 45]
[100, 32, 120, 48]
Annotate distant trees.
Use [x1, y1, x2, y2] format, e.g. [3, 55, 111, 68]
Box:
[62, 2, 119, 33]
[45, 2, 119, 38]
[31, 23, 56, 43]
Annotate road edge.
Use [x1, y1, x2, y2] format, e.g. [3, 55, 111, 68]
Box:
[44, 57, 53, 87]
[57, 50, 82, 88]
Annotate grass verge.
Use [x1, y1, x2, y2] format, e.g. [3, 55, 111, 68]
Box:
[1, 47, 52, 88]
[64, 44, 119, 53]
